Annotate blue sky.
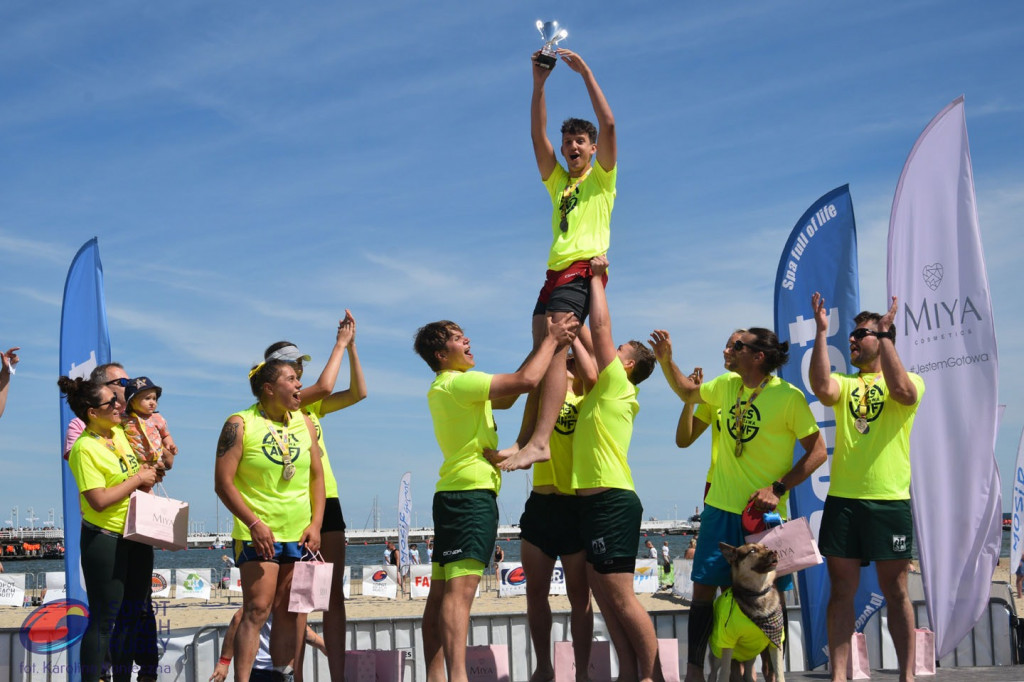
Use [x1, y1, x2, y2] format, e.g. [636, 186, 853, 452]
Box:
[2, 1, 1022, 534]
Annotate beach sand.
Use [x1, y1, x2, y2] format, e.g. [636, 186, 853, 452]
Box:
[1, 559, 1018, 632]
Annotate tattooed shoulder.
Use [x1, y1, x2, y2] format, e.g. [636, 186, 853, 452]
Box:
[216, 421, 239, 458]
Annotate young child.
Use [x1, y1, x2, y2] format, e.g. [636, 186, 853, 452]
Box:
[122, 376, 177, 471]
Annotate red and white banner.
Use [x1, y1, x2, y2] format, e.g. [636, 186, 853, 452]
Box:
[410, 564, 432, 598]
[887, 95, 1001, 658]
[362, 564, 398, 599]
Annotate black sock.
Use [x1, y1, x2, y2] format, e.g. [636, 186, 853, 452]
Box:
[688, 600, 715, 668]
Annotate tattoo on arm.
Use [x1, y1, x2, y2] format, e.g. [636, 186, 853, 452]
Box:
[216, 422, 238, 458]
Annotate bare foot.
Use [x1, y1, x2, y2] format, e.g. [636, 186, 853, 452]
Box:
[499, 441, 550, 471]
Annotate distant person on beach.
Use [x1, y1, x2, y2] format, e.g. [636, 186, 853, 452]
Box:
[410, 544, 422, 565]
[59, 374, 160, 682]
[210, 610, 326, 682]
[214, 359, 325, 682]
[498, 48, 617, 476]
[122, 376, 178, 476]
[809, 294, 924, 682]
[414, 314, 575, 682]
[0, 346, 19, 420]
[264, 312, 365, 682]
[644, 540, 657, 560]
[426, 538, 434, 561]
[1016, 563, 1024, 599]
[684, 538, 697, 561]
[564, 256, 659, 682]
[650, 325, 826, 682]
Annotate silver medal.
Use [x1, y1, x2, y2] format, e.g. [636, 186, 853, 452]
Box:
[855, 417, 869, 434]
[283, 463, 296, 480]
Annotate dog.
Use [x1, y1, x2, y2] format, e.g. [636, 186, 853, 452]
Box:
[707, 542, 785, 682]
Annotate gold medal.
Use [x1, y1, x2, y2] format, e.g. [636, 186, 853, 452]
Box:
[855, 417, 869, 434]
[283, 463, 296, 480]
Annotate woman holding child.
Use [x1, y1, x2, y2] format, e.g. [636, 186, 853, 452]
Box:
[214, 359, 325, 682]
[59, 375, 160, 682]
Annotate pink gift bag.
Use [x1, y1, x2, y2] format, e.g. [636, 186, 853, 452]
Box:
[288, 551, 334, 613]
[846, 632, 871, 680]
[745, 517, 823, 576]
[553, 640, 611, 682]
[123, 486, 188, 551]
[374, 649, 406, 682]
[657, 639, 680, 682]
[914, 628, 936, 676]
[345, 651, 376, 682]
[465, 644, 510, 682]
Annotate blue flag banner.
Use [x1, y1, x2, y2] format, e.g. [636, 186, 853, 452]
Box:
[773, 186, 883, 669]
[59, 237, 111, 680]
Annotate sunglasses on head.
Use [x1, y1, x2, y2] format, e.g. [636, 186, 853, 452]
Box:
[105, 377, 129, 387]
[92, 396, 120, 410]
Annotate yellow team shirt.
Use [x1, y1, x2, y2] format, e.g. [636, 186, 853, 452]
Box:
[231, 405, 315, 542]
[533, 391, 584, 494]
[700, 374, 819, 516]
[543, 160, 617, 271]
[829, 372, 925, 500]
[69, 427, 142, 534]
[428, 371, 501, 494]
[693, 402, 721, 484]
[304, 400, 339, 499]
[571, 358, 638, 491]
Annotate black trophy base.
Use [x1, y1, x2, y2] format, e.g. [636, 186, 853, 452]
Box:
[535, 52, 557, 70]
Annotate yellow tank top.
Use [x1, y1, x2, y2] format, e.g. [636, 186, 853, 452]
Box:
[304, 401, 339, 499]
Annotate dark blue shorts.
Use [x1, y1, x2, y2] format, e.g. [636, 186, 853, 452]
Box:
[234, 539, 304, 567]
[691, 504, 793, 591]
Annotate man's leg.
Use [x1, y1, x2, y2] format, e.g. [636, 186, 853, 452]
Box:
[561, 551, 594, 680]
[522, 540, 557, 682]
[235, 562, 280, 682]
[685, 582, 717, 682]
[503, 311, 573, 470]
[423, 574, 447, 682]
[589, 568, 658, 682]
[825, 557, 862, 682]
[441, 573, 483, 682]
[876, 559, 915, 682]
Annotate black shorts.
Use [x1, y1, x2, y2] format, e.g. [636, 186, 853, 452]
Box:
[519, 492, 584, 559]
[578, 488, 644, 574]
[432, 490, 498, 566]
[532, 261, 597, 321]
[819, 496, 914, 561]
[322, 497, 346, 533]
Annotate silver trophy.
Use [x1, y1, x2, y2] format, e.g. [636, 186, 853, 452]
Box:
[535, 20, 568, 70]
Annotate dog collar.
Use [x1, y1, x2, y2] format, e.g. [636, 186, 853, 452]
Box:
[731, 584, 773, 598]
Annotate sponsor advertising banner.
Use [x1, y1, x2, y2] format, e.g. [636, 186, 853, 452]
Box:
[0, 573, 26, 606]
[888, 96, 1001, 657]
[151, 569, 172, 598]
[362, 565, 398, 599]
[633, 559, 658, 594]
[43, 572, 67, 604]
[498, 562, 527, 597]
[1010, 429, 1024, 576]
[410, 564, 432, 598]
[174, 568, 212, 600]
[398, 472, 412, 573]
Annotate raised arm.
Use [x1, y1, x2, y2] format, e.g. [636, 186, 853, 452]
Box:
[531, 51, 558, 180]
[317, 312, 368, 415]
[877, 296, 918, 405]
[675, 368, 707, 448]
[489, 316, 577, 400]
[809, 292, 841, 406]
[587, 256, 616, 373]
[571, 332, 599, 394]
[559, 50, 615, 171]
[648, 330, 702, 403]
[299, 311, 356, 407]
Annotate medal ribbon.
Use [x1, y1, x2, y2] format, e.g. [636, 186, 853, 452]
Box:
[733, 376, 770, 457]
[88, 430, 136, 474]
[260, 410, 294, 477]
[856, 373, 882, 419]
[558, 165, 593, 231]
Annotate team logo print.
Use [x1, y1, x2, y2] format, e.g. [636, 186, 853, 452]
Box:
[726, 402, 761, 443]
[892, 535, 908, 553]
[502, 566, 527, 586]
[19, 599, 90, 654]
[848, 385, 885, 423]
[591, 537, 607, 555]
[922, 263, 943, 291]
[151, 572, 168, 593]
[261, 432, 301, 465]
[554, 402, 579, 436]
[372, 569, 389, 582]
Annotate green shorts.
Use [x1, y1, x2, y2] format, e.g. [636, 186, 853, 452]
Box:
[432, 489, 498, 566]
[819, 495, 914, 561]
[520, 492, 584, 559]
[578, 488, 643, 574]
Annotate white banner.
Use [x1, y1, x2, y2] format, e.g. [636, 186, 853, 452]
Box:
[342, 565, 351, 599]
[1012, 429, 1024, 575]
[398, 472, 412, 570]
[151, 569, 172, 598]
[228, 566, 242, 593]
[174, 568, 212, 600]
[888, 95, 1001, 658]
[549, 561, 567, 596]
[497, 562, 527, 597]
[410, 563, 432, 598]
[633, 559, 658, 594]
[671, 559, 694, 601]
[0, 573, 26, 606]
[43, 572, 67, 604]
[362, 565, 398, 599]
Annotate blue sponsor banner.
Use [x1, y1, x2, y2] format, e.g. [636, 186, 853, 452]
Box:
[59, 238, 111, 681]
[774, 186, 883, 669]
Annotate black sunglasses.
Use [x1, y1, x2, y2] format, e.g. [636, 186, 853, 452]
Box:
[731, 339, 765, 353]
[105, 377, 129, 387]
[851, 326, 896, 341]
[92, 396, 120, 410]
